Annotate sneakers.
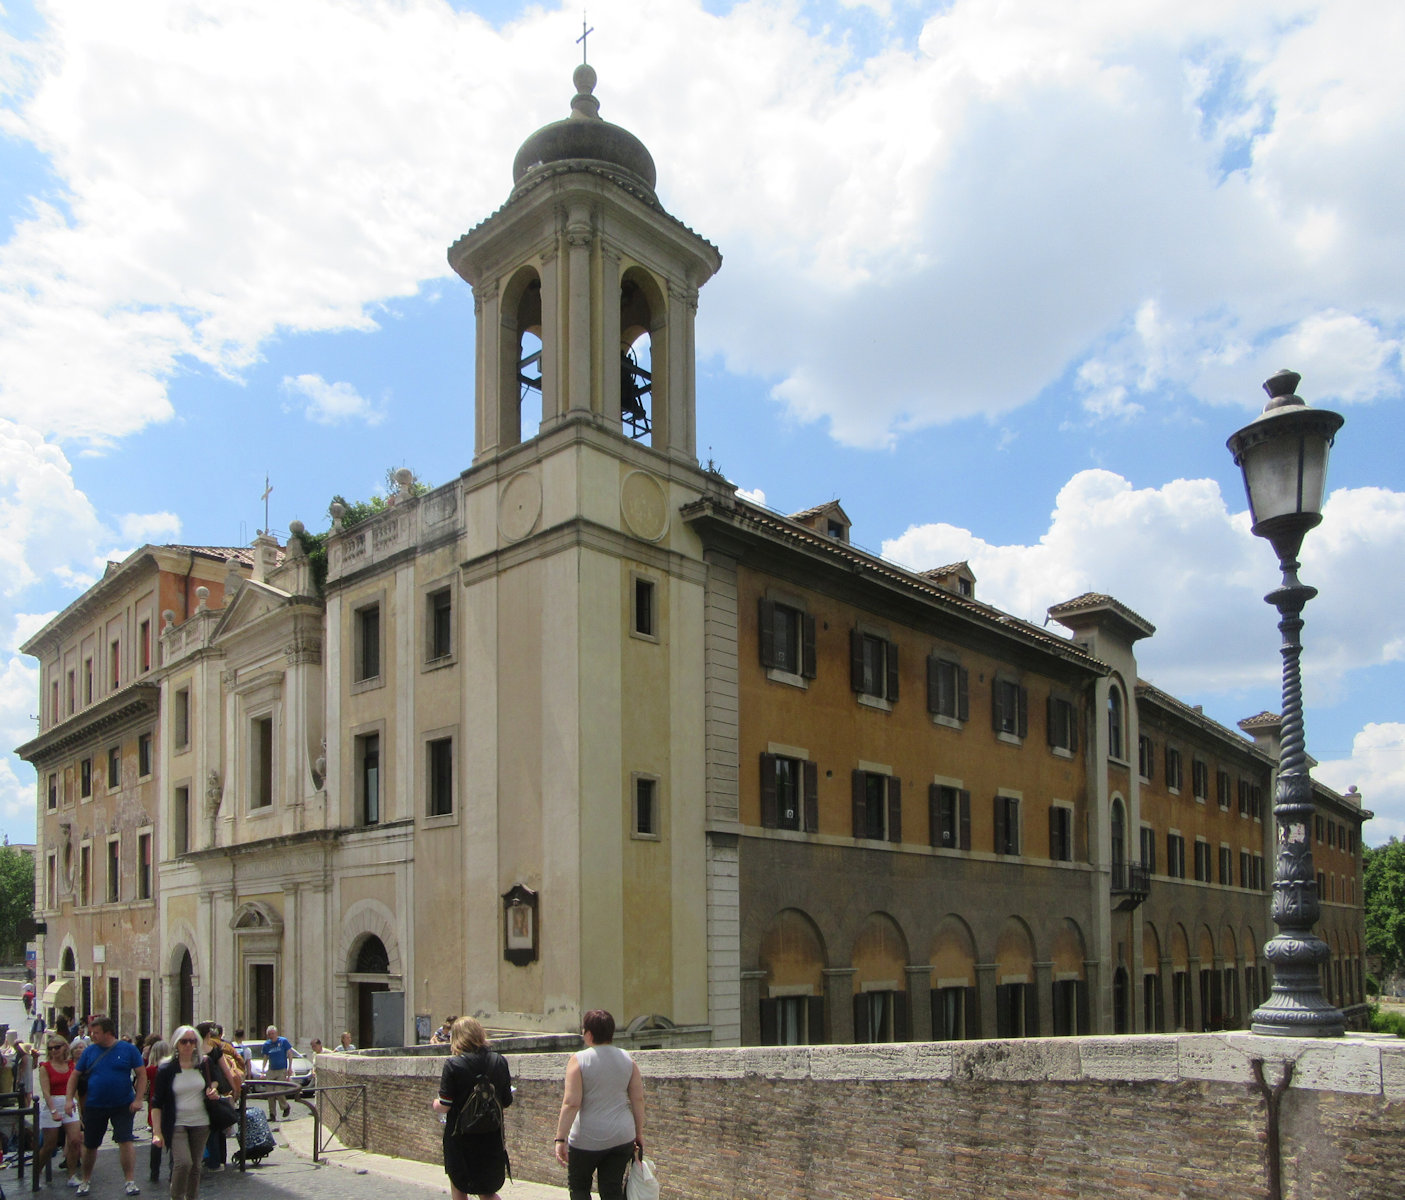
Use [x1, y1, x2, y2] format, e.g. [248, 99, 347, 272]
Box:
[75, 1184, 89, 1197]
[125, 1184, 141, 1196]
[65, 1178, 81, 1190]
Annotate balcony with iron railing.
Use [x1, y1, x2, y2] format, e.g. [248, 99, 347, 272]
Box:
[1110, 861, 1151, 910]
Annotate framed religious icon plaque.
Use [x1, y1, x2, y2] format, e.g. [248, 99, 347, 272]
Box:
[502, 883, 539, 965]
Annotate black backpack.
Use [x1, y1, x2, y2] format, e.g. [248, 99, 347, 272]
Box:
[452, 1053, 503, 1137]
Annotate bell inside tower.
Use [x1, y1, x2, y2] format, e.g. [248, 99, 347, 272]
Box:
[620, 272, 659, 445]
[512, 273, 543, 443]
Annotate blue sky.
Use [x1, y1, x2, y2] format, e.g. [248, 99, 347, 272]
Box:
[1, 0, 1402, 845]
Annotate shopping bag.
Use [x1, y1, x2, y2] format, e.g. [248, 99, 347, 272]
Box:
[625, 1154, 660, 1200]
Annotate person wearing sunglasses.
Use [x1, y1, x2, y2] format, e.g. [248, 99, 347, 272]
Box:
[35, 1037, 82, 1188]
[150, 1027, 221, 1200]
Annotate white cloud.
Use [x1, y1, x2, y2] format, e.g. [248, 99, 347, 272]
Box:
[118, 511, 181, 545]
[1316, 723, 1405, 845]
[281, 374, 385, 427]
[0, 0, 1400, 452]
[735, 485, 768, 507]
[882, 473, 1405, 700]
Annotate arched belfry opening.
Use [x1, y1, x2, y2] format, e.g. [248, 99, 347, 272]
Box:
[619, 268, 666, 446]
[500, 267, 544, 447]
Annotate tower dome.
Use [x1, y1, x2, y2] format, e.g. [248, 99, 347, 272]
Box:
[511, 64, 657, 197]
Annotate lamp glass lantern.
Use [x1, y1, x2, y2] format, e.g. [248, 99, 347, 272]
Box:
[1227, 369, 1346, 1038]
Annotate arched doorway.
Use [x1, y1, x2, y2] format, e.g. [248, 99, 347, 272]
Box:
[177, 949, 194, 1027]
[350, 935, 391, 1049]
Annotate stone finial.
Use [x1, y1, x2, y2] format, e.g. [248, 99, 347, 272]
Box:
[286, 519, 307, 560]
[571, 63, 601, 119]
[195, 586, 209, 611]
[162, 609, 175, 631]
[395, 467, 414, 494]
[330, 502, 346, 533]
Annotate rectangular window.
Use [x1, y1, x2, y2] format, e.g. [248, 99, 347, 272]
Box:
[926, 656, 969, 722]
[79, 844, 91, 906]
[47, 773, 57, 811]
[851, 630, 899, 702]
[758, 599, 815, 679]
[108, 976, 120, 1031]
[1253, 854, 1266, 890]
[1240, 850, 1252, 889]
[46, 853, 56, 909]
[1238, 779, 1251, 817]
[428, 737, 454, 817]
[107, 746, 121, 790]
[759, 995, 822, 1046]
[80, 977, 91, 1024]
[428, 588, 453, 660]
[67, 670, 75, 714]
[852, 770, 900, 843]
[853, 990, 903, 1043]
[1047, 697, 1077, 754]
[1140, 826, 1157, 874]
[1049, 806, 1073, 862]
[1217, 770, 1231, 810]
[109, 641, 120, 690]
[138, 733, 152, 778]
[80, 757, 92, 799]
[932, 985, 976, 1040]
[251, 715, 274, 808]
[1192, 760, 1209, 801]
[995, 982, 1034, 1038]
[357, 604, 382, 681]
[993, 793, 1021, 856]
[358, 733, 381, 825]
[84, 658, 93, 705]
[1251, 785, 1264, 821]
[930, 784, 971, 851]
[1052, 979, 1086, 1037]
[1165, 747, 1183, 791]
[992, 680, 1028, 739]
[139, 620, 151, 673]
[632, 775, 656, 836]
[173, 688, 190, 749]
[632, 577, 655, 639]
[1194, 840, 1211, 882]
[1138, 735, 1154, 780]
[1314, 815, 1324, 843]
[51, 680, 58, 725]
[106, 837, 120, 903]
[173, 786, 190, 855]
[1219, 845, 1233, 886]
[1166, 833, 1186, 879]
[138, 978, 152, 1034]
[761, 754, 817, 832]
[137, 833, 152, 900]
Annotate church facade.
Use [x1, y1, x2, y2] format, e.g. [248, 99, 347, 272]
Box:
[21, 66, 1370, 1047]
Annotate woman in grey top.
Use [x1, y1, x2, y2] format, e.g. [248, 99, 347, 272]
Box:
[553, 1010, 645, 1200]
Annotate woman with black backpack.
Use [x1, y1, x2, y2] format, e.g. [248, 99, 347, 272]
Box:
[430, 1016, 512, 1200]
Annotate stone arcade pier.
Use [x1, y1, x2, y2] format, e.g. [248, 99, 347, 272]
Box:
[316, 1033, 1403, 1199]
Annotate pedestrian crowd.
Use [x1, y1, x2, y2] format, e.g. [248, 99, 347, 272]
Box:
[4, 1012, 328, 1200]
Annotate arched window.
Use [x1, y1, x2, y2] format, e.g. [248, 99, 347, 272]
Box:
[177, 949, 195, 1027]
[619, 267, 666, 447]
[1111, 799, 1126, 874]
[1108, 685, 1124, 760]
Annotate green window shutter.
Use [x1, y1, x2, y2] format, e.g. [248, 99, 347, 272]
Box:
[959, 790, 971, 851]
[849, 629, 864, 692]
[803, 760, 819, 834]
[885, 640, 899, 702]
[957, 667, 969, 721]
[759, 753, 778, 829]
[851, 770, 866, 839]
[758, 598, 776, 668]
[887, 777, 902, 843]
[801, 614, 818, 679]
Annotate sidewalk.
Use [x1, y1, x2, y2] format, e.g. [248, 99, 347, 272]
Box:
[279, 1113, 569, 1200]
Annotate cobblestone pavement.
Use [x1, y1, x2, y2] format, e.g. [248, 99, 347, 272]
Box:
[8, 1108, 567, 1200]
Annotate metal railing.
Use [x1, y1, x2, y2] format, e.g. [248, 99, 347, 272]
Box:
[308, 1084, 367, 1163]
[1110, 862, 1151, 906]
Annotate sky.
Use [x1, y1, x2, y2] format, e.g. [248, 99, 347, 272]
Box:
[0, 0, 1401, 847]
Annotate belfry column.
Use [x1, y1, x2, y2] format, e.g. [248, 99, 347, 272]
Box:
[566, 207, 593, 414]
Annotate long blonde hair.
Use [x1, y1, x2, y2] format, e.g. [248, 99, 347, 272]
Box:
[450, 1016, 488, 1055]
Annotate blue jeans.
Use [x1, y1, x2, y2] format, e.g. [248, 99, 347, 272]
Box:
[566, 1142, 634, 1200]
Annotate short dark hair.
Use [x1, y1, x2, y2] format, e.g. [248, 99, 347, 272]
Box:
[89, 1016, 116, 1037]
[582, 1010, 615, 1044]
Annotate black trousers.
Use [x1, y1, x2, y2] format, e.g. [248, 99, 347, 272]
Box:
[566, 1141, 634, 1200]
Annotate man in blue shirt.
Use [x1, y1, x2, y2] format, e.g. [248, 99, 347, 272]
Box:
[261, 1025, 294, 1120]
[66, 1016, 146, 1197]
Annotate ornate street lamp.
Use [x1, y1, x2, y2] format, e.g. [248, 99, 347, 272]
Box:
[1227, 369, 1345, 1037]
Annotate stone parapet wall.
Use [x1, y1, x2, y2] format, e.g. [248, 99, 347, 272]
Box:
[315, 1033, 1405, 1199]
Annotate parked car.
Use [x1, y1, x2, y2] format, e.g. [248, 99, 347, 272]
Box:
[232, 1043, 315, 1095]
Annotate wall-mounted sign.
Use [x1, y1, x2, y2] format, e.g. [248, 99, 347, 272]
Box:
[502, 883, 539, 966]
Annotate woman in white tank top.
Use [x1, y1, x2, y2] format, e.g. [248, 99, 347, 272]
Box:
[552, 1010, 645, 1200]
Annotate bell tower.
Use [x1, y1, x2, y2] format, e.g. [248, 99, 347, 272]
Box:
[449, 64, 721, 464]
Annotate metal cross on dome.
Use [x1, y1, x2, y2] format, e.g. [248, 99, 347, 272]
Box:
[577, 11, 594, 63]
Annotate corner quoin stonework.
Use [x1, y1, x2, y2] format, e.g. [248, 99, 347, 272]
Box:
[316, 1033, 1404, 1199]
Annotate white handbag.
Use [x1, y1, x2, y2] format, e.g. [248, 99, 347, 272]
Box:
[625, 1154, 660, 1200]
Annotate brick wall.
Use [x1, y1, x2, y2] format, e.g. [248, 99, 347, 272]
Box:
[315, 1034, 1405, 1200]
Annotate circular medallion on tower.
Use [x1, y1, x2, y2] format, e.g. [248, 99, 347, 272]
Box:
[620, 469, 669, 542]
[499, 470, 542, 542]
[511, 65, 658, 197]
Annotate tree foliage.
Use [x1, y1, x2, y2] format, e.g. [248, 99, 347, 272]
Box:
[1364, 838, 1405, 980]
[0, 845, 35, 963]
[295, 467, 432, 597]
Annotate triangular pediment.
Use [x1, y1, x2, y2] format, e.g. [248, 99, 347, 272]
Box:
[210, 578, 295, 643]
